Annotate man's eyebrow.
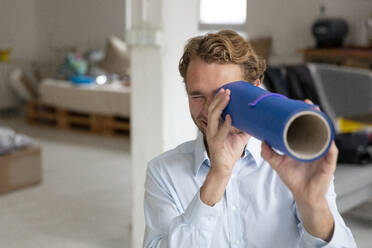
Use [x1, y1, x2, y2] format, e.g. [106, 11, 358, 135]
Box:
[188, 90, 204, 96]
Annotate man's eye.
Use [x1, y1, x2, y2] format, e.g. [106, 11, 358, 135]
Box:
[191, 96, 205, 99]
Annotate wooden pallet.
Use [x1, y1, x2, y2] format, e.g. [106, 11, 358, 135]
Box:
[25, 100, 130, 137]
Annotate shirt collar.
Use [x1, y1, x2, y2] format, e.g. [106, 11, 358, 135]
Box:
[194, 132, 209, 176]
[245, 135, 262, 166]
[193, 132, 263, 177]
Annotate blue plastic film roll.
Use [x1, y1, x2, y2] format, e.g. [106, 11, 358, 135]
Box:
[220, 81, 335, 162]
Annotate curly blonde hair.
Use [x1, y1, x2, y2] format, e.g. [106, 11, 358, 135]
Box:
[179, 30, 266, 84]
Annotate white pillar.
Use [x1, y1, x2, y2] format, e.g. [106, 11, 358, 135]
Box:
[129, 0, 198, 247]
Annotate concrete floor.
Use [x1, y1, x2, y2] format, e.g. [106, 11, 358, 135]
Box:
[0, 117, 371, 247]
[0, 117, 131, 248]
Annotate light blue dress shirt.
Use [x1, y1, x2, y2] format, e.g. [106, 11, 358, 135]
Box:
[144, 133, 356, 248]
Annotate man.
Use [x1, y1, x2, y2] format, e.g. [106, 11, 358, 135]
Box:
[143, 30, 356, 247]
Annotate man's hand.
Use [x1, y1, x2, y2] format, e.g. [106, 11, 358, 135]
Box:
[200, 88, 250, 206]
[206, 88, 250, 175]
[261, 99, 336, 242]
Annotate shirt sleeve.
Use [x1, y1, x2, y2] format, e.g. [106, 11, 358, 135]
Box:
[297, 176, 357, 248]
[143, 162, 223, 248]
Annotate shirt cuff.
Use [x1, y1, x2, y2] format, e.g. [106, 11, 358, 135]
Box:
[302, 228, 328, 248]
[182, 190, 223, 231]
[302, 217, 351, 248]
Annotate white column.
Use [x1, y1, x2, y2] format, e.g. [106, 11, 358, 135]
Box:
[129, 0, 198, 247]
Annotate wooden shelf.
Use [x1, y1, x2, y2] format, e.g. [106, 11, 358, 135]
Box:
[299, 48, 372, 69]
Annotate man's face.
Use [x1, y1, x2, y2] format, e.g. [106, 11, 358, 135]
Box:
[186, 58, 244, 136]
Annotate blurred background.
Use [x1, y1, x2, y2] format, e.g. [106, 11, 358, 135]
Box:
[0, 0, 372, 247]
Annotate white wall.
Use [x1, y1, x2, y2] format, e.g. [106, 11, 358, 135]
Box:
[130, 0, 198, 247]
[0, 0, 38, 64]
[160, 1, 198, 151]
[0, 0, 38, 109]
[0, 0, 126, 76]
[34, 0, 125, 60]
[130, 47, 165, 248]
[245, 0, 372, 64]
[2, 0, 371, 70]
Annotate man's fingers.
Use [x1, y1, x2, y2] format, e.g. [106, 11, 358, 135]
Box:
[208, 88, 225, 113]
[304, 98, 320, 111]
[209, 89, 230, 115]
[207, 89, 230, 136]
[324, 142, 338, 170]
[261, 142, 283, 171]
[216, 114, 232, 141]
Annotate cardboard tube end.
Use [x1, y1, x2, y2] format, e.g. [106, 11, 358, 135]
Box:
[284, 111, 331, 161]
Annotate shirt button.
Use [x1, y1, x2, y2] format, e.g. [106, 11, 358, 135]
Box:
[232, 205, 237, 211]
[235, 240, 240, 245]
[231, 174, 236, 178]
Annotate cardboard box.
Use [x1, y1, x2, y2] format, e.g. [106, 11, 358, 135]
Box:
[0, 146, 42, 194]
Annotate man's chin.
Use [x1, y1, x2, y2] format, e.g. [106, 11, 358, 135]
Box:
[198, 127, 206, 136]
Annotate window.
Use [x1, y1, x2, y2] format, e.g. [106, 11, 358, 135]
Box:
[199, 0, 247, 31]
